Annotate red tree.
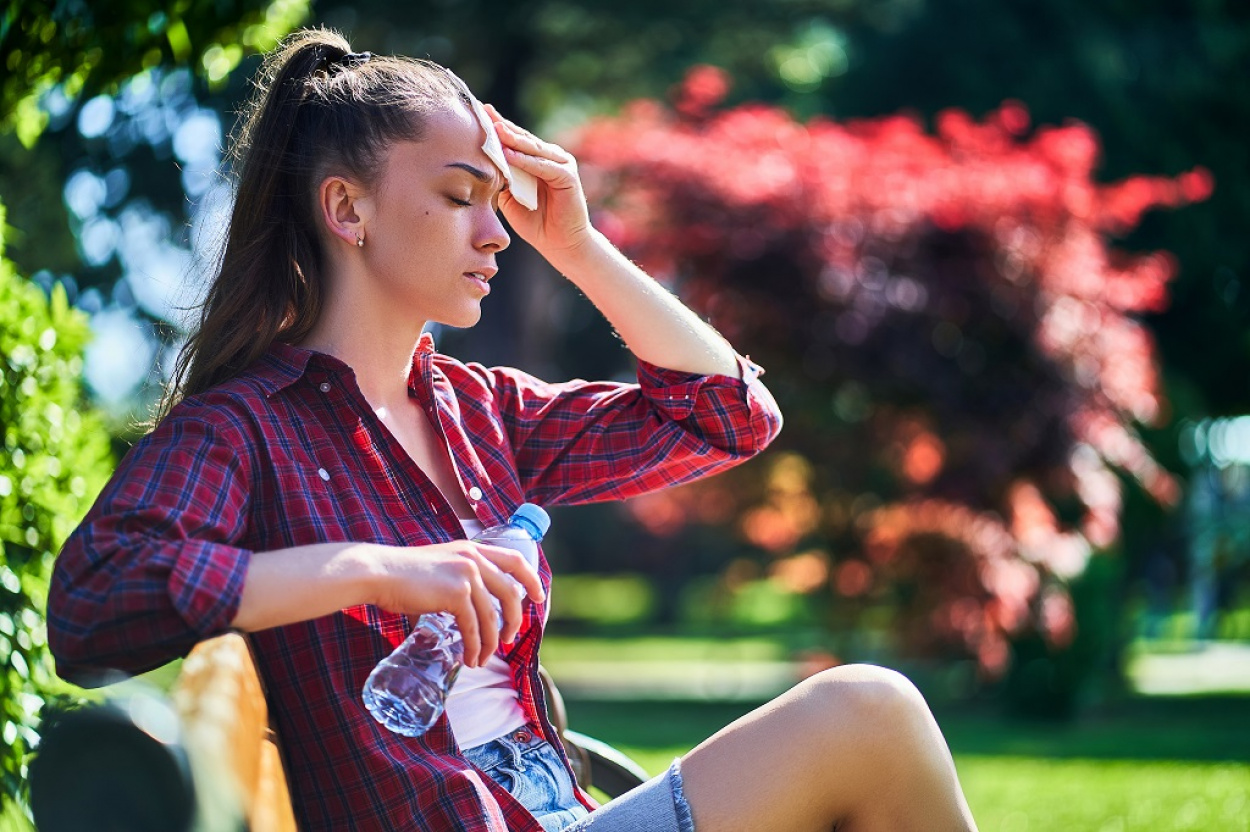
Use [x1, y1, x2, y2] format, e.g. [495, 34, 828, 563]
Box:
[573, 68, 1211, 677]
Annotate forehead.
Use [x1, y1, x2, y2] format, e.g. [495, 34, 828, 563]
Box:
[382, 103, 500, 184]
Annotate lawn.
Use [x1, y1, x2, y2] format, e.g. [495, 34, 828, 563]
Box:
[539, 577, 1250, 830]
[561, 696, 1250, 831]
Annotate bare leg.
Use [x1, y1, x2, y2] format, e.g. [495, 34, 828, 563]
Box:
[679, 664, 978, 832]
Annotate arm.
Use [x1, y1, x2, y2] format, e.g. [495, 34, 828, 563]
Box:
[49, 415, 542, 684]
[546, 228, 739, 378]
[479, 109, 781, 503]
[233, 538, 543, 667]
[48, 417, 257, 682]
[462, 352, 780, 507]
[488, 106, 739, 379]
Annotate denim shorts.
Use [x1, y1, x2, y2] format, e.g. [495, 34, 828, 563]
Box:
[463, 727, 695, 832]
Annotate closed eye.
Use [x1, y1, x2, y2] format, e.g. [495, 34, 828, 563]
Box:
[444, 162, 505, 208]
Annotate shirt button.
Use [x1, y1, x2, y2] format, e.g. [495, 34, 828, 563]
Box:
[468, 486, 483, 501]
[319, 382, 331, 393]
[318, 468, 330, 481]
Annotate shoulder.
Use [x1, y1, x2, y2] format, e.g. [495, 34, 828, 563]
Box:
[147, 349, 304, 452]
[432, 352, 514, 397]
[433, 352, 574, 397]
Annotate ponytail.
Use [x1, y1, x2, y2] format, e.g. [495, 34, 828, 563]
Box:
[156, 28, 469, 423]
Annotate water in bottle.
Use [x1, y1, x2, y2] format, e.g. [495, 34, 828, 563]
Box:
[362, 503, 550, 737]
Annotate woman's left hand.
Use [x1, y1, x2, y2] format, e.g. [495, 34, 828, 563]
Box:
[486, 104, 594, 260]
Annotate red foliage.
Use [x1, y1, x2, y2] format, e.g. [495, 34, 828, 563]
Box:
[573, 68, 1210, 675]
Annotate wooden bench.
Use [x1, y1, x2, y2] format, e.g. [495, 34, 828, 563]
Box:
[31, 632, 648, 830]
[171, 632, 297, 831]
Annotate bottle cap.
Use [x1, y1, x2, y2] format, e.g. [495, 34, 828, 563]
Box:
[510, 503, 550, 541]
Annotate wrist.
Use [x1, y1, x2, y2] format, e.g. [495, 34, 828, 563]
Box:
[545, 226, 615, 280]
[343, 542, 389, 608]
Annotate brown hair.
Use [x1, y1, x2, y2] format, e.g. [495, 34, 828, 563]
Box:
[157, 28, 472, 421]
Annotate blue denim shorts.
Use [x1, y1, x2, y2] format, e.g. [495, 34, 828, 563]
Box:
[463, 727, 695, 832]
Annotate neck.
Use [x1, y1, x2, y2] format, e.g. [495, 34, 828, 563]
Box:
[299, 276, 427, 412]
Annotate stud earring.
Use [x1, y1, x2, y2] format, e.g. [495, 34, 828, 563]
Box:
[356, 233, 365, 248]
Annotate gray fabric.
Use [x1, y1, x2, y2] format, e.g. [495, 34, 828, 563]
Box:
[563, 759, 695, 832]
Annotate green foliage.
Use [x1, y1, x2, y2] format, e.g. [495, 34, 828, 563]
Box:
[1, 0, 310, 147]
[817, 0, 1250, 418]
[1001, 552, 1127, 717]
[0, 1, 311, 822]
[0, 199, 112, 821]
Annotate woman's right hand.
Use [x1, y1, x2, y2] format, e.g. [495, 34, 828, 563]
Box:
[366, 541, 546, 667]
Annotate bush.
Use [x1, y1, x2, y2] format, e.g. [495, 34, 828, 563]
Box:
[0, 199, 112, 821]
[574, 69, 1209, 686]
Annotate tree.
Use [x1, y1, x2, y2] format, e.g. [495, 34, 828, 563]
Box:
[0, 206, 113, 822]
[1, 0, 310, 144]
[0, 1, 309, 822]
[814, 0, 1250, 421]
[573, 70, 1210, 697]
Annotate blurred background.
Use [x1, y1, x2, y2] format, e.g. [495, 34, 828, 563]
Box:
[2, 1, 1248, 829]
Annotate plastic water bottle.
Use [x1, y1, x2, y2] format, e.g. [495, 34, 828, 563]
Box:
[362, 503, 550, 737]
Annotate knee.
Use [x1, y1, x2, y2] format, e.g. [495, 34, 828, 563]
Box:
[802, 664, 932, 736]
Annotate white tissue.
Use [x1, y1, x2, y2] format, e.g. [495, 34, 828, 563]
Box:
[467, 96, 538, 211]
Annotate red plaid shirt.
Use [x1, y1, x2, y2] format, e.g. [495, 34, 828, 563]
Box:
[49, 333, 782, 831]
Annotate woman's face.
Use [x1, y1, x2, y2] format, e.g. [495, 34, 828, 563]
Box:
[359, 102, 511, 328]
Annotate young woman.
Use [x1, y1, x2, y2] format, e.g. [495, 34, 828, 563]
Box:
[48, 28, 978, 832]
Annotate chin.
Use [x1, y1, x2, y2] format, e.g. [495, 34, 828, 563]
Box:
[442, 307, 484, 330]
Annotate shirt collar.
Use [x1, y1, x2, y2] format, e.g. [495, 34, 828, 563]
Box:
[258, 334, 438, 397]
[255, 341, 314, 397]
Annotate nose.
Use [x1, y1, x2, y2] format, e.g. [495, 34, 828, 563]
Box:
[477, 207, 510, 253]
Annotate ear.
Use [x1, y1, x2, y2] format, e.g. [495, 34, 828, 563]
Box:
[318, 175, 373, 248]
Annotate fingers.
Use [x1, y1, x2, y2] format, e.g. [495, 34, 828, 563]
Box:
[473, 543, 545, 604]
[499, 126, 574, 165]
[448, 583, 484, 669]
[492, 572, 526, 647]
[485, 103, 574, 165]
[502, 146, 578, 189]
[445, 552, 500, 667]
[445, 555, 500, 668]
[455, 543, 545, 665]
[467, 565, 500, 664]
[472, 545, 543, 645]
[376, 540, 547, 668]
[483, 103, 593, 249]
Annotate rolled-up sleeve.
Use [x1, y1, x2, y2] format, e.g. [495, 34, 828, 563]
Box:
[479, 353, 783, 505]
[48, 416, 253, 685]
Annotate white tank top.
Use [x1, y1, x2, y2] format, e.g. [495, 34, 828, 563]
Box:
[444, 517, 529, 749]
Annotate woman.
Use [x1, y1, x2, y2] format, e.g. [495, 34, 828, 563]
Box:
[48, 28, 978, 832]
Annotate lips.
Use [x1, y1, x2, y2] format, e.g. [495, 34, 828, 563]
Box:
[464, 271, 492, 294]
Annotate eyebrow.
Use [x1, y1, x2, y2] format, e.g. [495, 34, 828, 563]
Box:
[446, 162, 501, 189]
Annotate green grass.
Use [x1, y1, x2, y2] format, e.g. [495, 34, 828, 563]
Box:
[957, 758, 1248, 831]
[563, 697, 1250, 831]
[542, 624, 1250, 828]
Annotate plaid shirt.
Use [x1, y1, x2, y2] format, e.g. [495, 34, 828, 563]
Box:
[49, 333, 782, 831]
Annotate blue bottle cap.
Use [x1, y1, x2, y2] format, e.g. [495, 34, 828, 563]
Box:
[510, 503, 550, 541]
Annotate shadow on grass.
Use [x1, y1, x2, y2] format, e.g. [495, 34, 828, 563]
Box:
[938, 695, 1250, 763]
[563, 694, 1250, 764]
